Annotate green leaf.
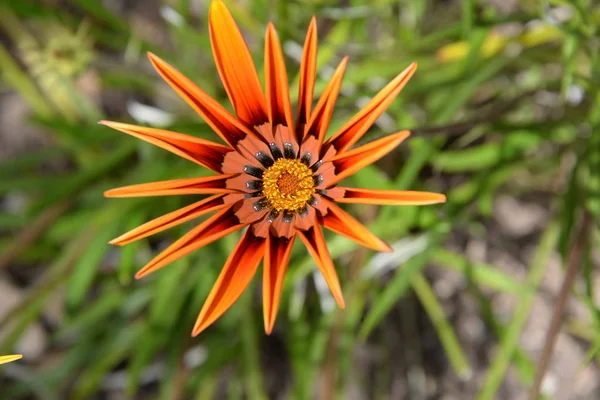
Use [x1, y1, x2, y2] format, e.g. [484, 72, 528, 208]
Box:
[359, 244, 433, 339]
[411, 272, 472, 378]
[477, 223, 560, 400]
[65, 221, 120, 308]
[432, 249, 529, 294]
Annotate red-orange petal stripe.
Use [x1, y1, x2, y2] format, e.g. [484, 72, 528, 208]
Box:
[326, 62, 417, 152]
[297, 225, 345, 308]
[136, 207, 244, 279]
[263, 234, 295, 334]
[304, 57, 348, 151]
[193, 229, 266, 336]
[109, 195, 227, 246]
[321, 199, 391, 252]
[333, 188, 447, 205]
[99, 121, 230, 172]
[265, 23, 295, 130]
[147, 52, 256, 146]
[104, 175, 235, 198]
[328, 131, 410, 185]
[296, 17, 317, 141]
[209, 0, 268, 127]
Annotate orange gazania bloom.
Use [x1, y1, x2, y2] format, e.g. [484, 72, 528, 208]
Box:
[103, 0, 445, 336]
[0, 355, 22, 365]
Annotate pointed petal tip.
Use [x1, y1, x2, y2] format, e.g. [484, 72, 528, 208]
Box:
[191, 311, 220, 336]
[191, 323, 205, 337]
[209, 0, 268, 127]
[387, 130, 411, 146]
[394, 130, 411, 144]
[107, 238, 122, 246]
[134, 270, 147, 280]
[209, 0, 230, 20]
[147, 52, 164, 66]
[0, 354, 23, 365]
[136, 257, 171, 279]
[379, 241, 393, 253]
[108, 235, 130, 246]
[98, 120, 121, 129]
[191, 230, 265, 338]
[210, 0, 224, 9]
[264, 323, 274, 335]
[147, 52, 167, 68]
[104, 188, 129, 198]
[98, 120, 124, 129]
[395, 129, 411, 139]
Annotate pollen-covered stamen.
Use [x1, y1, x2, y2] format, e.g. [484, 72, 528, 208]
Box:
[262, 158, 316, 212]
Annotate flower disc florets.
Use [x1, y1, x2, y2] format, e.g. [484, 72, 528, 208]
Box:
[261, 158, 316, 212]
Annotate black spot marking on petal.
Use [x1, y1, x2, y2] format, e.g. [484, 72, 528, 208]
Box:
[269, 142, 283, 160]
[310, 160, 323, 172]
[253, 198, 269, 211]
[255, 151, 274, 168]
[283, 210, 294, 223]
[313, 174, 324, 186]
[267, 209, 280, 223]
[301, 152, 312, 166]
[243, 165, 263, 178]
[298, 206, 309, 218]
[246, 180, 263, 191]
[283, 142, 296, 159]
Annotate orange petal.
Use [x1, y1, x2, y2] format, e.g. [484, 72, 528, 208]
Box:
[296, 17, 317, 140]
[99, 121, 230, 172]
[321, 199, 391, 252]
[297, 225, 345, 308]
[334, 187, 447, 205]
[0, 355, 22, 365]
[294, 205, 316, 231]
[328, 131, 410, 185]
[234, 197, 269, 224]
[147, 52, 257, 146]
[109, 195, 227, 246]
[271, 212, 296, 239]
[104, 175, 235, 198]
[326, 62, 417, 152]
[136, 207, 244, 279]
[304, 57, 348, 149]
[193, 229, 266, 335]
[263, 234, 295, 334]
[209, 0, 268, 127]
[265, 23, 294, 130]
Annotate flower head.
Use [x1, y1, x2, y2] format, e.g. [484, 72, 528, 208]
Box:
[103, 0, 445, 336]
[0, 355, 22, 365]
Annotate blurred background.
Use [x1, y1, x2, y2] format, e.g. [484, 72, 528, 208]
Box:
[0, 0, 599, 399]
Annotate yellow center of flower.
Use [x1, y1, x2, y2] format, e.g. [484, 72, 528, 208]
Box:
[262, 158, 315, 212]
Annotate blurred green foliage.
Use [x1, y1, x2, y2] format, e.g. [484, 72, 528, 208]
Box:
[0, 0, 599, 399]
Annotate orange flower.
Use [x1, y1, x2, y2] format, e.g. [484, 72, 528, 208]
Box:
[0, 355, 22, 365]
[103, 0, 446, 336]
